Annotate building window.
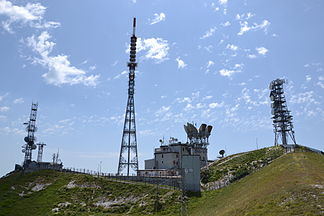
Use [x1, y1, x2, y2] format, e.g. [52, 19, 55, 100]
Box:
[162, 154, 163, 158]
[162, 161, 163, 164]
[176, 154, 178, 158]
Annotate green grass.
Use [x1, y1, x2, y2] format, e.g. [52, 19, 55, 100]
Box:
[201, 146, 285, 185]
[1, 149, 323, 216]
[0, 170, 182, 216]
[189, 151, 324, 216]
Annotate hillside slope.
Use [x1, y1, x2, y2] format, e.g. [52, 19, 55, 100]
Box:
[201, 146, 285, 190]
[189, 151, 324, 216]
[0, 170, 181, 216]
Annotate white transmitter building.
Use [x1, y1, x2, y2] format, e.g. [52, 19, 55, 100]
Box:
[137, 123, 213, 192]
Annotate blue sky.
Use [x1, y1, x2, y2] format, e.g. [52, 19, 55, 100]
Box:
[0, 0, 323, 176]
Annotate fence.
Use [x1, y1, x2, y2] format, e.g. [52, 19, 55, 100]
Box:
[61, 167, 181, 190]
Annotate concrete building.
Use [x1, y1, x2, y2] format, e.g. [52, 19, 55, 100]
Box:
[138, 123, 213, 192]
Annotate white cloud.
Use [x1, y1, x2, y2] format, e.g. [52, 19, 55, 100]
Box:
[290, 91, 319, 105]
[176, 57, 187, 69]
[13, 98, 24, 104]
[317, 81, 324, 88]
[134, 37, 169, 63]
[219, 69, 236, 77]
[226, 44, 238, 51]
[207, 60, 214, 68]
[209, 102, 224, 108]
[205, 60, 214, 73]
[203, 95, 213, 100]
[305, 75, 311, 82]
[176, 97, 192, 103]
[221, 21, 231, 27]
[149, 12, 166, 25]
[0, 126, 24, 135]
[0, 93, 9, 101]
[155, 106, 171, 115]
[113, 70, 128, 79]
[237, 20, 270, 36]
[219, 64, 243, 78]
[200, 27, 217, 39]
[0, 0, 60, 32]
[89, 65, 96, 71]
[219, 0, 228, 5]
[317, 76, 324, 88]
[0, 106, 9, 112]
[247, 54, 257, 59]
[26, 31, 99, 86]
[256, 47, 268, 55]
[236, 12, 255, 21]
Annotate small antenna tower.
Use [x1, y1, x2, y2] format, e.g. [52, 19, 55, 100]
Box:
[269, 79, 297, 146]
[117, 17, 139, 176]
[22, 103, 38, 165]
[36, 142, 46, 162]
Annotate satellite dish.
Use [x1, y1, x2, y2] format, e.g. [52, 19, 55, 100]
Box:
[24, 136, 29, 143]
[206, 125, 213, 138]
[22, 149, 26, 153]
[199, 124, 207, 138]
[32, 144, 37, 150]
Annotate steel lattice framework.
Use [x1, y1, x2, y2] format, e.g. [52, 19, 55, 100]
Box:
[269, 79, 297, 146]
[37, 142, 46, 162]
[117, 18, 139, 176]
[22, 103, 38, 165]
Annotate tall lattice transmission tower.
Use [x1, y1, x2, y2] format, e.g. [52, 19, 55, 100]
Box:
[117, 18, 139, 176]
[269, 79, 297, 146]
[22, 103, 38, 165]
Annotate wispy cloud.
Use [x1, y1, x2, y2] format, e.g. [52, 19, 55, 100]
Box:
[113, 70, 128, 80]
[200, 27, 217, 39]
[134, 37, 169, 63]
[0, 93, 9, 101]
[13, 98, 24, 104]
[237, 20, 270, 36]
[149, 12, 166, 25]
[26, 31, 99, 86]
[0, 0, 60, 33]
[0, 106, 9, 112]
[176, 57, 187, 69]
[221, 21, 231, 27]
[205, 60, 214, 73]
[226, 44, 238, 51]
[209, 102, 224, 108]
[218, 0, 228, 5]
[256, 47, 268, 55]
[219, 64, 243, 78]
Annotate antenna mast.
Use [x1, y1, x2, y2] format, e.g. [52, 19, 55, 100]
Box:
[269, 79, 297, 146]
[22, 103, 38, 165]
[117, 17, 139, 176]
[37, 142, 46, 162]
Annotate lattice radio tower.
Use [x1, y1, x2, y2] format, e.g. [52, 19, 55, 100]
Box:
[269, 79, 297, 146]
[117, 18, 139, 176]
[22, 103, 38, 165]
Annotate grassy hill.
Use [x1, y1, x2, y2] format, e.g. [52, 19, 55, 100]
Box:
[0, 170, 181, 216]
[1, 149, 323, 216]
[201, 146, 285, 190]
[189, 151, 324, 216]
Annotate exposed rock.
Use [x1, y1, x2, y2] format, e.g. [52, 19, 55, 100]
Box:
[52, 207, 59, 212]
[31, 183, 51, 192]
[66, 180, 76, 189]
[58, 202, 71, 208]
